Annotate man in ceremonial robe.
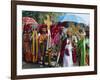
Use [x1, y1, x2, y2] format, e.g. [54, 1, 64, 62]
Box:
[38, 24, 48, 65]
[85, 29, 89, 65]
[77, 29, 86, 66]
[23, 24, 33, 62]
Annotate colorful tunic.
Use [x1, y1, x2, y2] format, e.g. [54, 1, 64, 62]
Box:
[38, 34, 48, 64]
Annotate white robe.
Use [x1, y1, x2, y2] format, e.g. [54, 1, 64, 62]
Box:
[63, 39, 73, 67]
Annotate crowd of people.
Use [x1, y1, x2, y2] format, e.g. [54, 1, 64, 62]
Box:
[22, 15, 89, 68]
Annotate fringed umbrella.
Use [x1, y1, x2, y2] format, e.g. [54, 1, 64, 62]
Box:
[22, 17, 39, 62]
[58, 14, 87, 25]
[22, 17, 38, 31]
[22, 17, 38, 25]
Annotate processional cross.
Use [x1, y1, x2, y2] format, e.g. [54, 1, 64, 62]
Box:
[44, 15, 52, 49]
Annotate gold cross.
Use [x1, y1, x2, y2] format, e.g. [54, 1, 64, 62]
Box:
[44, 15, 52, 30]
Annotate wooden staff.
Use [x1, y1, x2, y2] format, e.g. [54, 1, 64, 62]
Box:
[55, 40, 62, 67]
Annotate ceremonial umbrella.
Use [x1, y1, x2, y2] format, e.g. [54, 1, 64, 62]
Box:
[22, 17, 38, 29]
[23, 17, 39, 62]
[58, 14, 88, 25]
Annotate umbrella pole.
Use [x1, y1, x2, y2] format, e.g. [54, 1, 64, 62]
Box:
[35, 30, 38, 62]
[32, 29, 35, 62]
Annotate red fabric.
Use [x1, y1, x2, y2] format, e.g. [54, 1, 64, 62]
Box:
[60, 39, 67, 58]
[25, 52, 33, 62]
[51, 26, 60, 39]
[38, 24, 47, 33]
[23, 24, 32, 32]
[23, 33, 30, 42]
[72, 48, 77, 63]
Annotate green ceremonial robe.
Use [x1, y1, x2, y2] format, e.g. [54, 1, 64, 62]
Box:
[77, 39, 86, 66]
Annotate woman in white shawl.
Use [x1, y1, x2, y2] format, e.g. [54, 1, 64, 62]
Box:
[63, 29, 73, 67]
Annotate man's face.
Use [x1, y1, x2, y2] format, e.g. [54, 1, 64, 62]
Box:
[42, 28, 47, 33]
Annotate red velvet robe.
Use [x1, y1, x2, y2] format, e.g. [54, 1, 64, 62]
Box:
[72, 47, 77, 63]
[60, 39, 69, 58]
